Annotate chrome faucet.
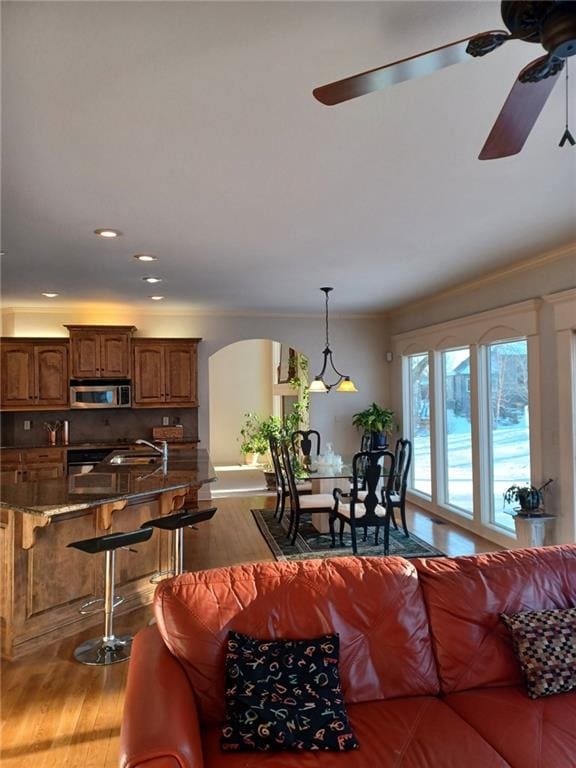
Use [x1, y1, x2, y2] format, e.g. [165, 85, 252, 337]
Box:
[135, 438, 168, 461]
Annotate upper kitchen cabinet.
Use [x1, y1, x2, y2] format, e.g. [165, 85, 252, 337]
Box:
[1, 340, 69, 410]
[132, 339, 200, 407]
[65, 325, 135, 378]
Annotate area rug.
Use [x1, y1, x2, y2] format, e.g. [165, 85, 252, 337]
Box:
[251, 508, 445, 561]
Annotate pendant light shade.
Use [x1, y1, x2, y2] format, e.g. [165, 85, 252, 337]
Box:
[309, 377, 329, 393]
[309, 287, 358, 394]
[336, 377, 358, 393]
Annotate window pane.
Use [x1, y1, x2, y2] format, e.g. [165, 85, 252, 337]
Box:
[407, 353, 431, 495]
[488, 339, 530, 531]
[442, 348, 473, 514]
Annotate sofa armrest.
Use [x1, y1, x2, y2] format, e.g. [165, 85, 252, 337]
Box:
[120, 626, 204, 768]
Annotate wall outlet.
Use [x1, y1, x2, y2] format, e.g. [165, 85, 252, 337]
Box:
[23, 420, 32, 431]
[162, 416, 170, 426]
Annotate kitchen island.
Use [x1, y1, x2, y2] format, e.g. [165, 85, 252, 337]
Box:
[0, 448, 216, 659]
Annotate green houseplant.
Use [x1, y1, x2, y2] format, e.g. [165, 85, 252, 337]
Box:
[503, 479, 553, 514]
[352, 403, 396, 449]
[239, 413, 270, 464]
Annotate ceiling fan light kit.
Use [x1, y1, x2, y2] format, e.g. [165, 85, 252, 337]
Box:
[313, 1, 576, 160]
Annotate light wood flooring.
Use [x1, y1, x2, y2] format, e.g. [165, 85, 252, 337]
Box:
[1, 494, 499, 767]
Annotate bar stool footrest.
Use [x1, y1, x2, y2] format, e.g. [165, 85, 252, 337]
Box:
[149, 569, 175, 584]
[78, 595, 123, 616]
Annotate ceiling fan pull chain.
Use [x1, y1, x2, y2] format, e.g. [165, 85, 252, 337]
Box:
[559, 60, 575, 148]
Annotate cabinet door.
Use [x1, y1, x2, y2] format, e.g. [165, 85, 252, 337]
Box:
[70, 332, 100, 378]
[133, 344, 165, 405]
[165, 344, 198, 405]
[1, 344, 36, 408]
[35, 344, 69, 407]
[100, 333, 131, 378]
[24, 462, 65, 481]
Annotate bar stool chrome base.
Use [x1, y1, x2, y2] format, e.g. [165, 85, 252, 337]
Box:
[73, 634, 132, 666]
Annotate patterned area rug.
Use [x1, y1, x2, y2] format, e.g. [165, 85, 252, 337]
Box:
[251, 508, 445, 561]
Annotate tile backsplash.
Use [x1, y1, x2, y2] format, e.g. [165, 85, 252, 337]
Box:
[1, 408, 198, 447]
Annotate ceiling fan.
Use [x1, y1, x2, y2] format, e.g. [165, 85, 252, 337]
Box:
[313, 1, 576, 159]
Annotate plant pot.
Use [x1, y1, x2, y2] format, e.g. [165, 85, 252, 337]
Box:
[369, 431, 388, 450]
[243, 452, 261, 466]
[264, 471, 277, 490]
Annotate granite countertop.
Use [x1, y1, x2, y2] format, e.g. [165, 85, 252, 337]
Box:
[0, 448, 216, 517]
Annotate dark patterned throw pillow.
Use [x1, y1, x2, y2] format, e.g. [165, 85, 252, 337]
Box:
[501, 607, 576, 699]
[221, 631, 358, 752]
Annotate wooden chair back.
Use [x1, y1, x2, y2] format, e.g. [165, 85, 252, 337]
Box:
[291, 430, 321, 459]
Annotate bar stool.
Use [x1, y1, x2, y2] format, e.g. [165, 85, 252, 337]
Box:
[67, 527, 153, 665]
[141, 506, 217, 578]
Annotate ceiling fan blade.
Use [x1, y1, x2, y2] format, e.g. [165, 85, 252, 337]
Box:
[313, 30, 510, 106]
[479, 56, 563, 160]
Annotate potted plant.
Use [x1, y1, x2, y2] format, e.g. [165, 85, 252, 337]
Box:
[503, 479, 553, 516]
[352, 403, 396, 449]
[239, 413, 269, 465]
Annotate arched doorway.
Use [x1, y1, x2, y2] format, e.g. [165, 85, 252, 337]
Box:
[208, 339, 308, 495]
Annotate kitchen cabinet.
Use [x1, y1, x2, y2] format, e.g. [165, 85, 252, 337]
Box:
[65, 325, 135, 379]
[1, 448, 65, 482]
[1, 340, 69, 411]
[132, 339, 199, 407]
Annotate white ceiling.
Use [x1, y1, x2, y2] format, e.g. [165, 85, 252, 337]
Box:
[2, 1, 575, 314]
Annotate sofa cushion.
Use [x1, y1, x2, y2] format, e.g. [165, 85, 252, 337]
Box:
[221, 631, 358, 752]
[203, 697, 512, 767]
[445, 686, 576, 768]
[154, 556, 440, 725]
[415, 545, 576, 693]
[501, 607, 576, 698]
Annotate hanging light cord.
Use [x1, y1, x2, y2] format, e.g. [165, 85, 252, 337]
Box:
[559, 60, 575, 148]
[324, 289, 330, 349]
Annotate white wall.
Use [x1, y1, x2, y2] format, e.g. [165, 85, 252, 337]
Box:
[209, 339, 273, 465]
[1, 306, 391, 457]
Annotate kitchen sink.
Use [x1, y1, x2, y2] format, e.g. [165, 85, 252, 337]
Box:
[107, 453, 162, 465]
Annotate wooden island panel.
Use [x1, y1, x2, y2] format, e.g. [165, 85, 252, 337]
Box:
[1, 491, 187, 660]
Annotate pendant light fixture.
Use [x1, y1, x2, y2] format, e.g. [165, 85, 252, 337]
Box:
[309, 287, 358, 393]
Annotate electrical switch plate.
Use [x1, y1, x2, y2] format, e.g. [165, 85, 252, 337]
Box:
[162, 416, 170, 426]
[24, 420, 31, 431]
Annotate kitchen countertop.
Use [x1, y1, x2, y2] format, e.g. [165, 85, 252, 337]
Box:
[0, 448, 216, 517]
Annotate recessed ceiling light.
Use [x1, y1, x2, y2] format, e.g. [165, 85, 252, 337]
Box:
[133, 254, 158, 262]
[142, 276, 162, 284]
[94, 228, 122, 238]
[41, 292, 59, 298]
[149, 295, 165, 301]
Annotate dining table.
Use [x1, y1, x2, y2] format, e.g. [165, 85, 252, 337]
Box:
[300, 457, 354, 533]
[300, 453, 391, 534]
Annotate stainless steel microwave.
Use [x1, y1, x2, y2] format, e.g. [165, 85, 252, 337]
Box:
[70, 380, 131, 409]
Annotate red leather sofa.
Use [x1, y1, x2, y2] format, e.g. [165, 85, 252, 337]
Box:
[120, 544, 576, 767]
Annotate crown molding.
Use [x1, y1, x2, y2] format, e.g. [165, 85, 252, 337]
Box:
[392, 298, 542, 346]
[389, 241, 576, 319]
[0, 305, 385, 321]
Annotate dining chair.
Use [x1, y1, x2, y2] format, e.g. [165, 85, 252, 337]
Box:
[330, 449, 396, 555]
[269, 437, 311, 522]
[390, 438, 413, 537]
[280, 441, 333, 544]
[291, 430, 321, 463]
